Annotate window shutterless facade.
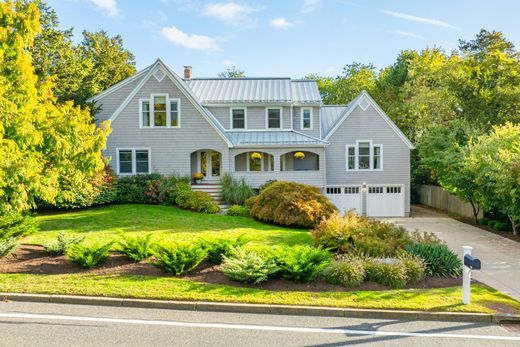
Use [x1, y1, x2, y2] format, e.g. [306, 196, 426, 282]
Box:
[266, 108, 282, 129]
[117, 148, 151, 175]
[345, 140, 383, 171]
[230, 108, 246, 129]
[140, 94, 181, 128]
[301, 108, 312, 129]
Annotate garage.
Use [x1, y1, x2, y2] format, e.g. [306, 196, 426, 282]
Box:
[325, 186, 362, 215]
[366, 185, 405, 217]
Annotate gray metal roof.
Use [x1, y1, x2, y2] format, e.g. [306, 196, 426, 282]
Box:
[226, 131, 327, 147]
[185, 78, 321, 104]
[321, 106, 349, 137]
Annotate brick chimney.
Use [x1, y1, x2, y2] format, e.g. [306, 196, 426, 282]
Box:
[184, 66, 192, 80]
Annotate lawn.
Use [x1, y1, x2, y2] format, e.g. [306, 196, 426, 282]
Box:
[27, 204, 311, 249]
[1, 274, 518, 314]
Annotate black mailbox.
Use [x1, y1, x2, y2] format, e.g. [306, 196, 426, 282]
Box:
[464, 255, 481, 270]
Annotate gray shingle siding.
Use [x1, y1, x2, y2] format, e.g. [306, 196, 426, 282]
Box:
[103, 76, 229, 176]
[325, 104, 411, 215]
[292, 106, 321, 138]
[95, 75, 146, 122]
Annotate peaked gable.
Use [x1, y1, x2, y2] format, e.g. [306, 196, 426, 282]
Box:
[323, 91, 414, 149]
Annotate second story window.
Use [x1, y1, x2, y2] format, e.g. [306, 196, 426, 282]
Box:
[301, 108, 312, 129]
[231, 108, 246, 129]
[346, 141, 383, 171]
[140, 94, 181, 128]
[267, 108, 282, 129]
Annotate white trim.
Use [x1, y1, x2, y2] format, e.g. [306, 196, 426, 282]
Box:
[324, 91, 414, 149]
[230, 107, 247, 130]
[138, 98, 150, 128]
[109, 59, 233, 147]
[150, 93, 169, 128]
[88, 66, 152, 102]
[153, 68, 166, 82]
[170, 97, 181, 128]
[345, 140, 383, 171]
[366, 183, 405, 217]
[265, 107, 283, 130]
[116, 147, 151, 175]
[300, 107, 313, 130]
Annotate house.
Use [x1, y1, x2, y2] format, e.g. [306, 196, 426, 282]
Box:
[90, 59, 414, 217]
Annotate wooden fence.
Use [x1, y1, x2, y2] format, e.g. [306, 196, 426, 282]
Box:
[417, 185, 483, 219]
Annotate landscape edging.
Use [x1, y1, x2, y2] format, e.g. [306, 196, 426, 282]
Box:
[2, 292, 519, 324]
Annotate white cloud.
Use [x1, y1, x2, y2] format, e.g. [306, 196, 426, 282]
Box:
[202, 2, 262, 26]
[394, 30, 424, 39]
[88, 0, 118, 17]
[301, 0, 321, 13]
[382, 10, 458, 29]
[223, 59, 235, 67]
[270, 17, 296, 28]
[326, 66, 335, 74]
[161, 26, 220, 51]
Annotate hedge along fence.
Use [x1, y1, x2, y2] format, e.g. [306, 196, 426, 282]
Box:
[418, 185, 483, 219]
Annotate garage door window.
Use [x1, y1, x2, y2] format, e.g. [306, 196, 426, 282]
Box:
[369, 186, 384, 194]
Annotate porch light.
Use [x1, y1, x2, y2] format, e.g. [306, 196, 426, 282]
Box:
[294, 151, 305, 160]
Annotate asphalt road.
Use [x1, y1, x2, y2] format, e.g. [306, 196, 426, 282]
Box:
[2, 301, 520, 347]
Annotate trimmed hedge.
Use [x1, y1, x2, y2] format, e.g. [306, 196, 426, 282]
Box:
[246, 181, 336, 228]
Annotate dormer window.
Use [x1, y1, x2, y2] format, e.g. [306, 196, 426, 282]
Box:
[140, 94, 181, 128]
[301, 108, 312, 129]
[266, 108, 282, 129]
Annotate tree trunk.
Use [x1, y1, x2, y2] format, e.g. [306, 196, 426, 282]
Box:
[509, 215, 518, 236]
[469, 201, 480, 224]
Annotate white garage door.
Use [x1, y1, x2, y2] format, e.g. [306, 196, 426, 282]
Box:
[367, 185, 404, 217]
[326, 186, 362, 215]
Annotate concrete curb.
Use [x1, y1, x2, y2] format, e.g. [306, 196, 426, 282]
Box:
[2, 292, 519, 324]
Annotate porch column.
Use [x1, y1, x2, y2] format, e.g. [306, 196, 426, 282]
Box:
[274, 154, 281, 172]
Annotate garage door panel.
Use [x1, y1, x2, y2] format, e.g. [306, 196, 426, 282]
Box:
[326, 186, 362, 215]
[367, 185, 404, 217]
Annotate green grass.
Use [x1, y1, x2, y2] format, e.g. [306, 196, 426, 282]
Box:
[0, 273, 518, 314]
[28, 205, 311, 249]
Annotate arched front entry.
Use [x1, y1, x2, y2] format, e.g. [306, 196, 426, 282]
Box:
[190, 149, 222, 181]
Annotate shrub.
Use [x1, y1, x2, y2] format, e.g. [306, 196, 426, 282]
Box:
[405, 243, 462, 277]
[115, 174, 162, 204]
[399, 255, 426, 283]
[365, 259, 408, 289]
[200, 235, 248, 264]
[247, 181, 337, 228]
[158, 174, 190, 205]
[221, 247, 278, 284]
[271, 245, 332, 283]
[492, 221, 511, 231]
[43, 232, 85, 256]
[153, 244, 207, 275]
[323, 257, 365, 287]
[187, 191, 220, 214]
[226, 205, 250, 217]
[220, 173, 255, 206]
[172, 181, 193, 207]
[0, 237, 18, 258]
[118, 233, 155, 262]
[67, 242, 114, 269]
[479, 217, 491, 226]
[0, 212, 39, 241]
[312, 212, 411, 256]
[258, 179, 277, 192]
[408, 230, 442, 245]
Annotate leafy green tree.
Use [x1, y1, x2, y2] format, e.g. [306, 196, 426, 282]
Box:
[218, 66, 245, 78]
[466, 122, 520, 235]
[418, 120, 485, 222]
[0, 0, 110, 212]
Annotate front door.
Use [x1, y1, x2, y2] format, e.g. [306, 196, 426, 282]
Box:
[198, 151, 221, 179]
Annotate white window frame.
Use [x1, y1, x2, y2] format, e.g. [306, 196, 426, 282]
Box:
[300, 107, 313, 130]
[230, 107, 247, 130]
[116, 148, 152, 175]
[246, 152, 264, 172]
[265, 107, 283, 130]
[345, 140, 383, 171]
[139, 93, 181, 129]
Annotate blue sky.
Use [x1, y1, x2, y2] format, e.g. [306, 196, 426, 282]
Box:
[47, 0, 520, 78]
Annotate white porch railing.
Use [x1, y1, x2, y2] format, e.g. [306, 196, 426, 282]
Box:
[230, 171, 325, 188]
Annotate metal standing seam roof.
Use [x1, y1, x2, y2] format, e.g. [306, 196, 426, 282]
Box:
[226, 131, 328, 146]
[320, 105, 349, 137]
[185, 78, 321, 104]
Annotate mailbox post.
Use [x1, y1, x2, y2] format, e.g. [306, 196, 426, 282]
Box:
[462, 246, 481, 305]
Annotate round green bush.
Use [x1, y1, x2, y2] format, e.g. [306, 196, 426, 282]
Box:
[270, 245, 332, 283]
[324, 257, 365, 287]
[493, 221, 511, 231]
[246, 181, 337, 228]
[221, 247, 278, 284]
[226, 205, 250, 217]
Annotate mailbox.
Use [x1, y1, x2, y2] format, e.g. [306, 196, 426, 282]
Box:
[464, 254, 481, 270]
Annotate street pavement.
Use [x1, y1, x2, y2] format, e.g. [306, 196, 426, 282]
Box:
[387, 205, 520, 301]
[1, 301, 520, 347]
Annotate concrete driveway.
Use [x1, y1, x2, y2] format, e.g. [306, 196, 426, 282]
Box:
[387, 205, 520, 301]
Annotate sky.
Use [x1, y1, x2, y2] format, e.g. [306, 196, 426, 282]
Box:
[47, 0, 520, 78]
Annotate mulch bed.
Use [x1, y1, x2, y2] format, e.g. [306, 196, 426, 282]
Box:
[0, 244, 461, 293]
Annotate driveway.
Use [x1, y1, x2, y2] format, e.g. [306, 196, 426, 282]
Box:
[387, 205, 520, 301]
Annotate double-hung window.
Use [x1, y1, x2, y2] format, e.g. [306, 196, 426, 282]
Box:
[346, 141, 383, 171]
[140, 94, 181, 128]
[117, 148, 150, 175]
[231, 108, 246, 129]
[301, 108, 312, 129]
[267, 108, 282, 129]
